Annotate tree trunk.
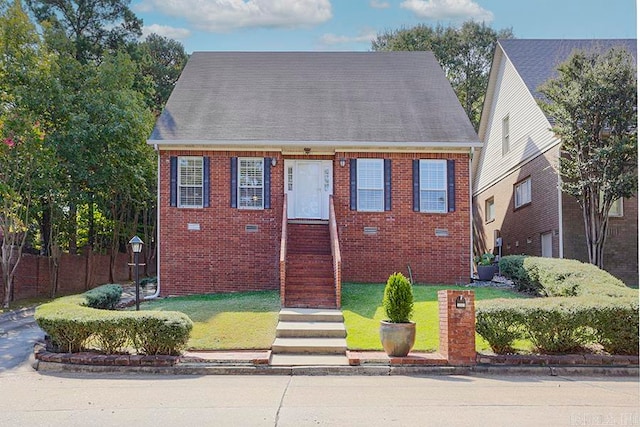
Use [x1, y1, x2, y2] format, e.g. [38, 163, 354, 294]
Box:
[68, 202, 77, 255]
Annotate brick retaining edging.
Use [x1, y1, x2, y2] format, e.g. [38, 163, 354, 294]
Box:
[35, 347, 639, 371]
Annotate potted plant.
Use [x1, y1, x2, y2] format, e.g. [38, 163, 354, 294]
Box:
[474, 252, 496, 281]
[379, 272, 415, 357]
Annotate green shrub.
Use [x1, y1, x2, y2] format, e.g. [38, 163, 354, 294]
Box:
[519, 299, 593, 353]
[588, 299, 639, 355]
[140, 277, 157, 288]
[35, 293, 192, 355]
[84, 284, 123, 310]
[499, 256, 633, 297]
[382, 272, 414, 323]
[476, 296, 639, 355]
[475, 301, 524, 354]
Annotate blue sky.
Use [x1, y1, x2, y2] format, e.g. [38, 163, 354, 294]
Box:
[131, 0, 637, 53]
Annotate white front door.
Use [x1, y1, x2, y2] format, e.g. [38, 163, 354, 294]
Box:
[285, 160, 332, 220]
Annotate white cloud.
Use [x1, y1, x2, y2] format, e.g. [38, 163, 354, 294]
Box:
[370, 0, 390, 9]
[400, 0, 493, 22]
[320, 29, 377, 46]
[142, 24, 192, 41]
[138, 0, 332, 32]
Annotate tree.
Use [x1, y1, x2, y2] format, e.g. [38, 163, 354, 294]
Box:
[0, 0, 56, 307]
[134, 33, 188, 116]
[371, 21, 513, 129]
[25, 0, 142, 63]
[538, 47, 637, 269]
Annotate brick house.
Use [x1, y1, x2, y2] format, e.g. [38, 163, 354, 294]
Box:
[149, 52, 481, 307]
[473, 39, 638, 286]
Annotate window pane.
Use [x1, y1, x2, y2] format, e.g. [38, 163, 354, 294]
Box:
[357, 159, 383, 211]
[420, 190, 446, 213]
[515, 178, 531, 208]
[486, 198, 495, 221]
[239, 158, 264, 209]
[178, 156, 203, 208]
[358, 189, 384, 211]
[419, 160, 447, 212]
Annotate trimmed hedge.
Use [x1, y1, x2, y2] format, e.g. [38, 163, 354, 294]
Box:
[35, 285, 192, 355]
[498, 256, 633, 297]
[478, 257, 639, 355]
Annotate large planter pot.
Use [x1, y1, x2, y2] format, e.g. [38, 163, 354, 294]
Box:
[379, 320, 416, 357]
[476, 264, 495, 281]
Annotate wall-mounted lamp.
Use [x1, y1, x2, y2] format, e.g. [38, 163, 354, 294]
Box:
[271, 157, 277, 167]
[303, 147, 311, 155]
[455, 295, 467, 309]
[339, 158, 346, 167]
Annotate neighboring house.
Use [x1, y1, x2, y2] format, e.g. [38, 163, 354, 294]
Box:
[473, 39, 638, 287]
[149, 52, 481, 307]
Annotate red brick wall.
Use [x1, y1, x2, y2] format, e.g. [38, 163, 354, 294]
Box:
[562, 193, 638, 287]
[473, 146, 561, 259]
[334, 152, 471, 285]
[158, 150, 472, 296]
[159, 150, 284, 296]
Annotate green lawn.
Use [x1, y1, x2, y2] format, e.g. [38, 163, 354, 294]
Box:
[342, 283, 525, 352]
[140, 284, 525, 352]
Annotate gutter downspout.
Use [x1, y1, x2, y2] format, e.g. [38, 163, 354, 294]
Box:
[557, 161, 564, 259]
[469, 148, 475, 280]
[145, 147, 161, 300]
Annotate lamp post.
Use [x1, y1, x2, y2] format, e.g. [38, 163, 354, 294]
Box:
[129, 236, 144, 311]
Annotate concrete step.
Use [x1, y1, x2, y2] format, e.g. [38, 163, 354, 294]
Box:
[270, 354, 349, 366]
[271, 337, 347, 354]
[278, 308, 344, 322]
[276, 321, 346, 338]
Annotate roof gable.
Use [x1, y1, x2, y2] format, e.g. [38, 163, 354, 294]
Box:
[150, 52, 479, 146]
[499, 39, 637, 100]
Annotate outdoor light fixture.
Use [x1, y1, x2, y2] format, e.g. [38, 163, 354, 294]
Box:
[303, 147, 311, 155]
[455, 295, 467, 309]
[129, 236, 144, 311]
[271, 157, 277, 167]
[339, 158, 346, 167]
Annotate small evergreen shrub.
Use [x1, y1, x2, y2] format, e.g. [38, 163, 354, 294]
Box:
[382, 272, 414, 323]
[84, 284, 123, 310]
[588, 299, 639, 355]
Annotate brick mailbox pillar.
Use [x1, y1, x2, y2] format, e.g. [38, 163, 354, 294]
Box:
[438, 290, 476, 366]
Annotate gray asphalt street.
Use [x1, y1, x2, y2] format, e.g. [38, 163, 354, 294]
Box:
[0, 367, 638, 426]
[0, 308, 44, 373]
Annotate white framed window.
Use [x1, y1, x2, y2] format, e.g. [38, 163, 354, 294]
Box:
[238, 158, 264, 209]
[514, 177, 531, 209]
[357, 159, 384, 212]
[485, 197, 495, 222]
[178, 156, 203, 208]
[419, 160, 447, 213]
[502, 115, 510, 156]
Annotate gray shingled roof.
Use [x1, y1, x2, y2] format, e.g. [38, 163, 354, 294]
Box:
[499, 39, 637, 100]
[149, 51, 479, 145]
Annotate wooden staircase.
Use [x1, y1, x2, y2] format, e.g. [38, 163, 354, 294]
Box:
[284, 223, 337, 309]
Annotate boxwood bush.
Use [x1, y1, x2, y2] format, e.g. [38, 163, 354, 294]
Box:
[84, 284, 123, 309]
[35, 285, 192, 355]
[478, 257, 638, 355]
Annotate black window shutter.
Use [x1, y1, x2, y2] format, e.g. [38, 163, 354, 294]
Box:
[412, 159, 420, 212]
[447, 159, 455, 212]
[230, 157, 238, 208]
[384, 159, 392, 211]
[169, 156, 177, 207]
[349, 159, 357, 210]
[263, 157, 271, 209]
[203, 157, 210, 208]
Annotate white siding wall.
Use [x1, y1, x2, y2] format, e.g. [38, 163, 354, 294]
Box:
[474, 53, 559, 195]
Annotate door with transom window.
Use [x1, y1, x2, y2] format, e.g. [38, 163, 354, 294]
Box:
[284, 160, 332, 220]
